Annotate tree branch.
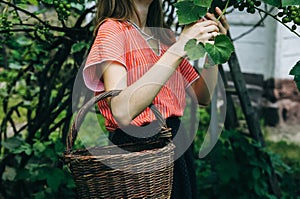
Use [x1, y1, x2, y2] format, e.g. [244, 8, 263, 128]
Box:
[233, 7, 274, 41]
[255, 6, 300, 38]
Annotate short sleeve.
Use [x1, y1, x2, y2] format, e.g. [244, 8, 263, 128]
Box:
[83, 19, 127, 92]
[179, 58, 200, 88]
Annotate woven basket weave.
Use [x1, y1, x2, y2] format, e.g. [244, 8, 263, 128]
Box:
[64, 90, 175, 199]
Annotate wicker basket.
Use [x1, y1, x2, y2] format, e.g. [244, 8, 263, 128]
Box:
[64, 90, 175, 199]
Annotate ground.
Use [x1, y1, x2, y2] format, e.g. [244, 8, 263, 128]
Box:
[264, 124, 300, 145]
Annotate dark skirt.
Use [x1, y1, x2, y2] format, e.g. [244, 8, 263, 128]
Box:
[108, 117, 197, 199]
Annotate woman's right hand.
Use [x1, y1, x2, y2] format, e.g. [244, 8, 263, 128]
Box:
[178, 19, 220, 46]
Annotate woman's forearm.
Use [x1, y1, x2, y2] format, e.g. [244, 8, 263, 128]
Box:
[191, 55, 218, 106]
[110, 43, 186, 126]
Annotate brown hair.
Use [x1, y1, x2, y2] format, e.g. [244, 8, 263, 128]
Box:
[94, 0, 175, 45]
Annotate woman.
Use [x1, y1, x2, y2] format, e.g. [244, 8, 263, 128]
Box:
[83, 0, 229, 198]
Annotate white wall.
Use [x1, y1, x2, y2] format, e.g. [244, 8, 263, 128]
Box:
[274, 23, 300, 79]
[225, 7, 300, 80]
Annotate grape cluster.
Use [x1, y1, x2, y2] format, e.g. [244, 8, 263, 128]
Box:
[277, 6, 300, 30]
[233, 0, 262, 14]
[53, 0, 71, 21]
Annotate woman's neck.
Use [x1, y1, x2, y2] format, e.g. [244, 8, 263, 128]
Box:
[131, 0, 153, 28]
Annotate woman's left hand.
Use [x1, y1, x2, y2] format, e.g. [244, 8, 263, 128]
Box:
[205, 7, 229, 35]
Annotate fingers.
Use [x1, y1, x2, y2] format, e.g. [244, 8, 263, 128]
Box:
[205, 7, 229, 35]
[194, 19, 218, 27]
[215, 7, 230, 33]
[200, 24, 219, 34]
[180, 19, 220, 45]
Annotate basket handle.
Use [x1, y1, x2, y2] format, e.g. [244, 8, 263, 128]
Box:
[65, 90, 170, 153]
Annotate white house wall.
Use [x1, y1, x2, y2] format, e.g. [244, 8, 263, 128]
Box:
[274, 23, 300, 79]
[225, 7, 300, 80]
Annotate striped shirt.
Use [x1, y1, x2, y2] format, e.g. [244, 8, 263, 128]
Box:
[83, 19, 199, 131]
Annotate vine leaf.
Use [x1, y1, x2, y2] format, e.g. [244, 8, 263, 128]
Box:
[204, 34, 234, 65]
[184, 39, 206, 60]
[174, 1, 208, 25]
[282, 0, 300, 6]
[194, 0, 212, 7]
[289, 60, 300, 91]
[261, 0, 282, 7]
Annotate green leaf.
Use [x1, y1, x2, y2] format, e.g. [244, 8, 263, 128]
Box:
[252, 167, 261, 180]
[16, 36, 33, 46]
[205, 34, 234, 65]
[2, 137, 23, 150]
[289, 60, 300, 76]
[282, 0, 300, 6]
[184, 39, 206, 60]
[194, 0, 212, 7]
[71, 41, 87, 54]
[11, 143, 32, 155]
[46, 168, 65, 192]
[175, 1, 208, 25]
[40, 0, 53, 4]
[33, 140, 47, 155]
[27, 0, 38, 5]
[261, 0, 282, 7]
[293, 75, 300, 92]
[289, 61, 300, 92]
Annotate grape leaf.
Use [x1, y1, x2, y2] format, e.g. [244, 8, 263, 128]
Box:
[289, 61, 300, 92]
[175, 1, 208, 25]
[184, 39, 206, 60]
[282, 0, 300, 6]
[194, 0, 212, 7]
[204, 34, 234, 65]
[261, 0, 282, 7]
[293, 75, 300, 92]
[289, 61, 300, 76]
[40, 0, 53, 4]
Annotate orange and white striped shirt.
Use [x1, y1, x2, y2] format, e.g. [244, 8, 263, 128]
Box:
[83, 19, 199, 131]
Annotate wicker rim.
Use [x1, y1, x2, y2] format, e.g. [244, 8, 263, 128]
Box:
[65, 90, 171, 153]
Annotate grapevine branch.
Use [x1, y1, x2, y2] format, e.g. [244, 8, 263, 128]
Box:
[255, 6, 300, 38]
[233, 7, 274, 41]
[0, 0, 45, 24]
[0, 0, 87, 35]
[0, 28, 35, 33]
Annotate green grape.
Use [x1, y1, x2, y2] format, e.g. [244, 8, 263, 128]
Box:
[277, 12, 284, 17]
[291, 11, 297, 17]
[247, 7, 255, 14]
[282, 16, 292, 23]
[234, 3, 239, 9]
[292, 24, 297, 30]
[254, 1, 261, 6]
[294, 17, 300, 25]
[235, 0, 261, 14]
[288, 6, 297, 11]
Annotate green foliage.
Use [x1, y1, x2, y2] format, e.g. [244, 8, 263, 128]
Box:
[205, 34, 235, 65]
[175, 0, 235, 65]
[194, 109, 299, 198]
[195, 129, 300, 198]
[174, 0, 208, 25]
[1, 133, 76, 198]
[0, 0, 94, 197]
[262, 0, 282, 7]
[184, 35, 234, 64]
[184, 39, 206, 60]
[289, 60, 300, 91]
